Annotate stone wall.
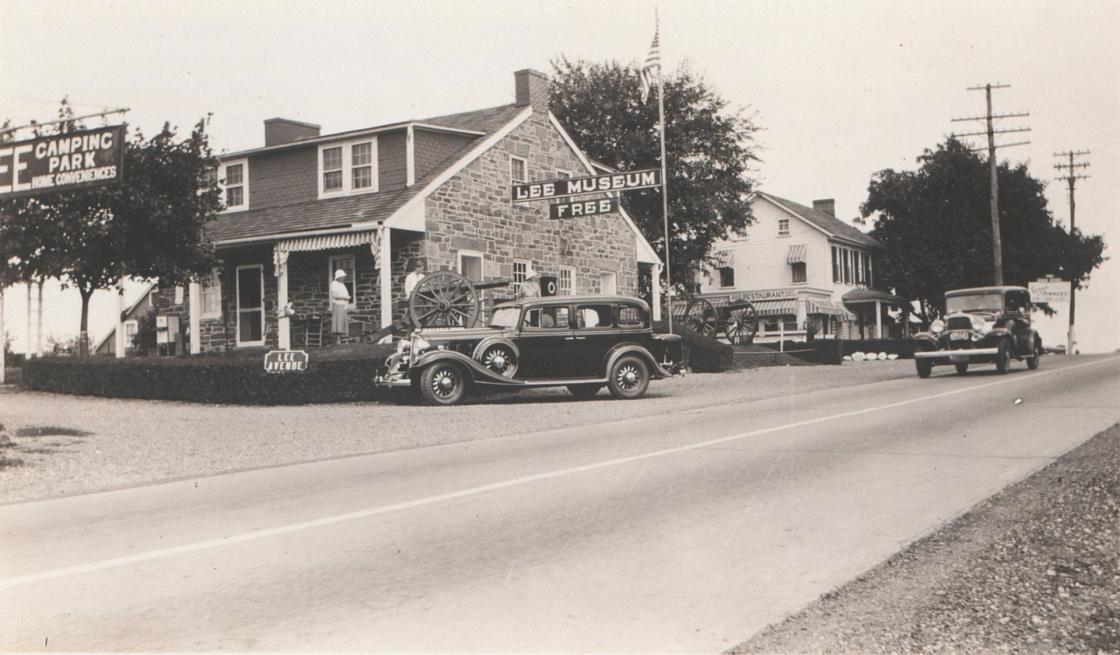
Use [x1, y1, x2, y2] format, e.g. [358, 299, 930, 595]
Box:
[422, 111, 640, 297]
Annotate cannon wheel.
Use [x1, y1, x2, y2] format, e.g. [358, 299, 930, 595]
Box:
[683, 298, 719, 337]
[724, 303, 758, 345]
[408, 271, 481, 328]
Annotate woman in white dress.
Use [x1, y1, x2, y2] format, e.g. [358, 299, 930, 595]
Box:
[330, 269, 351, 342]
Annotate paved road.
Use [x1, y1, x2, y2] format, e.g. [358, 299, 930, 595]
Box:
[2, 355, 1118, 652]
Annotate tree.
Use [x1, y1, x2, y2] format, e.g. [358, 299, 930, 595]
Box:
[549, 57, 759, 291]
[861, 139, 1106, 318]
[0, 101, 222, 356]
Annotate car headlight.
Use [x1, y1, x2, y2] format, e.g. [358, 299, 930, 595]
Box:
[970, 316, 993, 334]
[930, 319, 945, 334]
[410, 333, 431, 354]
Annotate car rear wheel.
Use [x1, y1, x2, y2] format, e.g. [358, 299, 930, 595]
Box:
[608, 356, 650, 400]
[1026, 340, 1042, 370]
[419, 362, 469, 406]
[954, 362, 969, 375]
[995, 340, 1011, 374]
[566, 383, 603, 399]
[916, 358, 932, 378]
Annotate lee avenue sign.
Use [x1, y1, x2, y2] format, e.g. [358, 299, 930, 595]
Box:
[511, 169, 660, 203]
[0, 124, 126, 199]
[264, 350, 309, 373]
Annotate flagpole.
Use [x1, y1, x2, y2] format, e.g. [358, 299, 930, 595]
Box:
[657, 40, 672, 334]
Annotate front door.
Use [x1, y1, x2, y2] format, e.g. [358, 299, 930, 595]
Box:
[236, 264, 264, 346]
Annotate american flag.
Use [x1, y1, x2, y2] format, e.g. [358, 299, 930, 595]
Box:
[639, 24, 660, 103]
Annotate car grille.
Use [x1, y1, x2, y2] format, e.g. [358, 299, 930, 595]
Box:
[947, 316, 973, 331]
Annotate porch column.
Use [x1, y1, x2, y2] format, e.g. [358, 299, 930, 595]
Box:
[651, 263, 662, 322]
[875, 300, 882, 340]
[188, 282, 201, 354]
[114, 277, 126, 358]
[274, 246, 291, 350]
[0, 286, 6, 384]
[25, 283, 32, 359]
[35, 279, 44, 357]
[379, 225, 393, 329]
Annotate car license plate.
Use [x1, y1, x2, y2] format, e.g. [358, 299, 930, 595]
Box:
[950, 330, 970, 341]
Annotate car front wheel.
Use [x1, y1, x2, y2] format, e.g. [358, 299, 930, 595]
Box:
[995, 340, 1011, 374]
[419, 362, 469, 406]
[1026, 340, 1042, 370]
[608, 356, 650, 400]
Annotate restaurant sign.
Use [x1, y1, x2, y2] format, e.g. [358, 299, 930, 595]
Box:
[0, 124, 126, 200]
[732, 289, 799, 302]
[264, 350, 309, 373]
[512, 169, 660, 203]
[1029, 278, 1070, 305]
[550, 197, 619, 220]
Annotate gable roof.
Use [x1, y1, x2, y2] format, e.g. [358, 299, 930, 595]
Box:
[207, 104, 526, 245]
[92, 282, 156, 353]
[754, 191, 880, 249]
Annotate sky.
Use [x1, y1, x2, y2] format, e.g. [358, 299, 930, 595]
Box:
[2, 0, 1117, 353]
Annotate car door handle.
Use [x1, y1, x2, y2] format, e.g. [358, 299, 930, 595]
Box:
[564, 336, 587, 341]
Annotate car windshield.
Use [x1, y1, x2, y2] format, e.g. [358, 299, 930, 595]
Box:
[489, 307, 521, 328]
[946, 292, 1004, 313]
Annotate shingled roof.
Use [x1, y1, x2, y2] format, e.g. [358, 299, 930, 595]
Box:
[755, 191, 880, 248]
[206, 103, 525, 244]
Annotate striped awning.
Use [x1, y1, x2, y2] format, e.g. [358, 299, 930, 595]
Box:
[807, 299, 856, 319]
[712, 249, 734, 268]
[786, 244, 807, 263]
[752, 299, 798, 317]
[273, 230, 379, 277]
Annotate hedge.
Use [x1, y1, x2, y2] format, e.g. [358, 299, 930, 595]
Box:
[22, 343, 395, 405]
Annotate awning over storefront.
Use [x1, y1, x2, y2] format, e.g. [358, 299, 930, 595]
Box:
[841, 288, 908, 306]
[712, 249, 734, 268]
[786, 244, 807, 264]
[752, 299, 798, 317]
[807, 299, 855, 319]
[273, 230, 380, 277]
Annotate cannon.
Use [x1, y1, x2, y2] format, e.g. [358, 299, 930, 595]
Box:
[368, 271, 512, 342]
[671, 295, 759, 344]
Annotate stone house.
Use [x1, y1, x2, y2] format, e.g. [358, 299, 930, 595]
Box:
[695, 191, 908, 341]
[170, 69, 660, 353]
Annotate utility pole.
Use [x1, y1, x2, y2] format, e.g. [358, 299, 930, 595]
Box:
[1054, 150, 1090, 356]
[951, 83, 1031, 286]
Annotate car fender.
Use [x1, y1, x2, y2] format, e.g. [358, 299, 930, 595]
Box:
[604, 343, 672, 379]
[913, 334, 939, 350]
[411, 349, 523, 386]
[471, 337, 520, 362]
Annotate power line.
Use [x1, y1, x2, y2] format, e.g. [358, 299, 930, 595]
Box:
[1, 107, 130, 137]
[949, 83, 1031, 286]
[1054, 149, 1090, 356]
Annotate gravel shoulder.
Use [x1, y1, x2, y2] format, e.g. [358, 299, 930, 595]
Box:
[0, 360, 913, 504]
[730, 422, 1120, 655]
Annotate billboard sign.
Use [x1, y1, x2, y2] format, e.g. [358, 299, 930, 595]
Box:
[550, 197, 619, 220]
[512, 169, 660, 203]
[0, 124, 126, 200]
[1029, 278, 1069, 305]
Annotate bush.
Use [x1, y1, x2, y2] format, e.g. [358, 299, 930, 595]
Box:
[22, 343, 395, 405]
[653, 321, 733, 373]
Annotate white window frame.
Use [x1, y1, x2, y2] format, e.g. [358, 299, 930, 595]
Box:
[174, 285, 184, 305]
[328, 253, 357, 308]
[124, 320, 139, 347]
[558, 266, 576, 296]
[719, 267, 735, 289]
[510, 155, 528, 184]
[235, 264, 265, 347]
[512, 259, 530, 294]
[458, 250, 485, 281]
[200, 270, 222, 320]
[318, 137, 379, 199]
[218, 158, 248, 212]
[778, 218, 790, 237]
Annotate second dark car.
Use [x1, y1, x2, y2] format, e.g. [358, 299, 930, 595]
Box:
[375, 295, 683, 405]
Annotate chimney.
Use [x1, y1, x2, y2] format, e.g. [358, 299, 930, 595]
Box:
[514, 69, 550, 114]
[812, 199, 836, 216]
[264, 118, 321, 147]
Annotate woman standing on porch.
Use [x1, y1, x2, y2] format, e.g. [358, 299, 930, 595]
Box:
[330, 269, 351, 343]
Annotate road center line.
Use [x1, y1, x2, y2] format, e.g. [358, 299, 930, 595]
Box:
[2, 357, 1115, 590]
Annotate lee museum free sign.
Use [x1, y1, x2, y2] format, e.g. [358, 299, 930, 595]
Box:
[0, 124, 126, 199]
[512, 169, 660, 220]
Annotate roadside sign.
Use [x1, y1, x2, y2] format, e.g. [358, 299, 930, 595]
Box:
[0, 124, 126, 200]
[512, 169, 660, 203]
[1029, 279, 1069, 305]
[264, 350, 309, 373]
[550, 197, 619, 220]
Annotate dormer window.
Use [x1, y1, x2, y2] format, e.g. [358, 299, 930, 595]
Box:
[318, 137, 378, 198]
[219, 159, 248, 212]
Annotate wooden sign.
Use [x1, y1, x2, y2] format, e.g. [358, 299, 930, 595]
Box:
[264, 350, 309, 373]
[512, 169, 659, 203]
[0, 125, 126, 199]
[550, 197, 619, 220]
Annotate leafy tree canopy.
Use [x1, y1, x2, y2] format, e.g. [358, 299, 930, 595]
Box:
[861, 138, 1106, 317]
[549, 57, 759, 290]
[0, 99, 223, 354]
